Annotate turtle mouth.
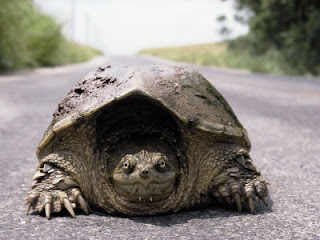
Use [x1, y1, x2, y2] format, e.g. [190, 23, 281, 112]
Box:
[113, 183, 175, 202]
[113, 180, 175, 202]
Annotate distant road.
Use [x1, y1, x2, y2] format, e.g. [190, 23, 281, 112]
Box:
[0, 55, 319, 239]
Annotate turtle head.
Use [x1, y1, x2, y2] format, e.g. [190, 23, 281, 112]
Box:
[112, 150, 177, 202]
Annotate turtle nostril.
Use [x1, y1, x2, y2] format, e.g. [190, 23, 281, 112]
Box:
[141, 170, 149, 177]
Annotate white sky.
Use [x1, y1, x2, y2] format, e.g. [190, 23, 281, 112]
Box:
[34, 0, 248, 55]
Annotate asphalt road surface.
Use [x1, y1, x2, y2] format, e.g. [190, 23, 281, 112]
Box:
[0, 55, 319, 239]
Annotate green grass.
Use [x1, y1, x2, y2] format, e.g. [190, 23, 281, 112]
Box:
[139, 41, 295, 75]
[140, 43, 229, 67]
[0, 0, 102, 72]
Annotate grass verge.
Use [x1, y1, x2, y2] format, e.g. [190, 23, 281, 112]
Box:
[139, 41, 295, 75]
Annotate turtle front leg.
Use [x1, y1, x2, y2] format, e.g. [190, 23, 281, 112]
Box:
[26, 157, 90, 219]
[209, 147, 269, 213]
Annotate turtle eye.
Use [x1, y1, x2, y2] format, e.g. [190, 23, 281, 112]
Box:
[122, 156, 136, 173]
[123, 161, 130, 169]
[159, 159, 166, 168]
[156, 157, 167, 172]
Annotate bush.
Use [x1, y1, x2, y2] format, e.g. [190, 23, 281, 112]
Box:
[0, 0, 101, 72]
[229, 0, 320, 75]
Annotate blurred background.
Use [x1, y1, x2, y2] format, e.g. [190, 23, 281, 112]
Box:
[33, 0, 247, 55]
[1, 0, 319, 75]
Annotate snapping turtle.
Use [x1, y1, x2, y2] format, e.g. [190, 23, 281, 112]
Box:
[26, 65, 268, 219]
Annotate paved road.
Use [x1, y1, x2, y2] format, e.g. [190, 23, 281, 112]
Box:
[0, 55, 319, 239]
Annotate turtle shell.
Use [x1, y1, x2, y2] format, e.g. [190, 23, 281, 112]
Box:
[37, 65, 250, 157]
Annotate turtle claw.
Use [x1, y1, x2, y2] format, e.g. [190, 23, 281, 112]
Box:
[44, 195, 52, 219]
[45, 203, 51, 219]
[70, 188, 90, 215]
[234, 192, 242, 212]
[248, 197, 255, 213]
[26, 163, 91, 219]
[261, 196, 268, 206]
[78, 195, 89, 215]
[63, 198, 76, 218]
[26, 187, 90, 219]
[26, 203, 32, 215]
[213, 176, 268, 213]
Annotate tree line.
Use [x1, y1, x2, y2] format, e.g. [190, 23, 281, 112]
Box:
[222, 0, 320, 75]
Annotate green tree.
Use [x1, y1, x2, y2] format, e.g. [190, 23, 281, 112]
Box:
[229, 0, 320, 74]
[0, 0, 101, 72]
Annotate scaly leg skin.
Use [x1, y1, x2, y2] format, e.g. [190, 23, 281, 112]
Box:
[26, 163, 90, 219]
[211, 149, 268, 213]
